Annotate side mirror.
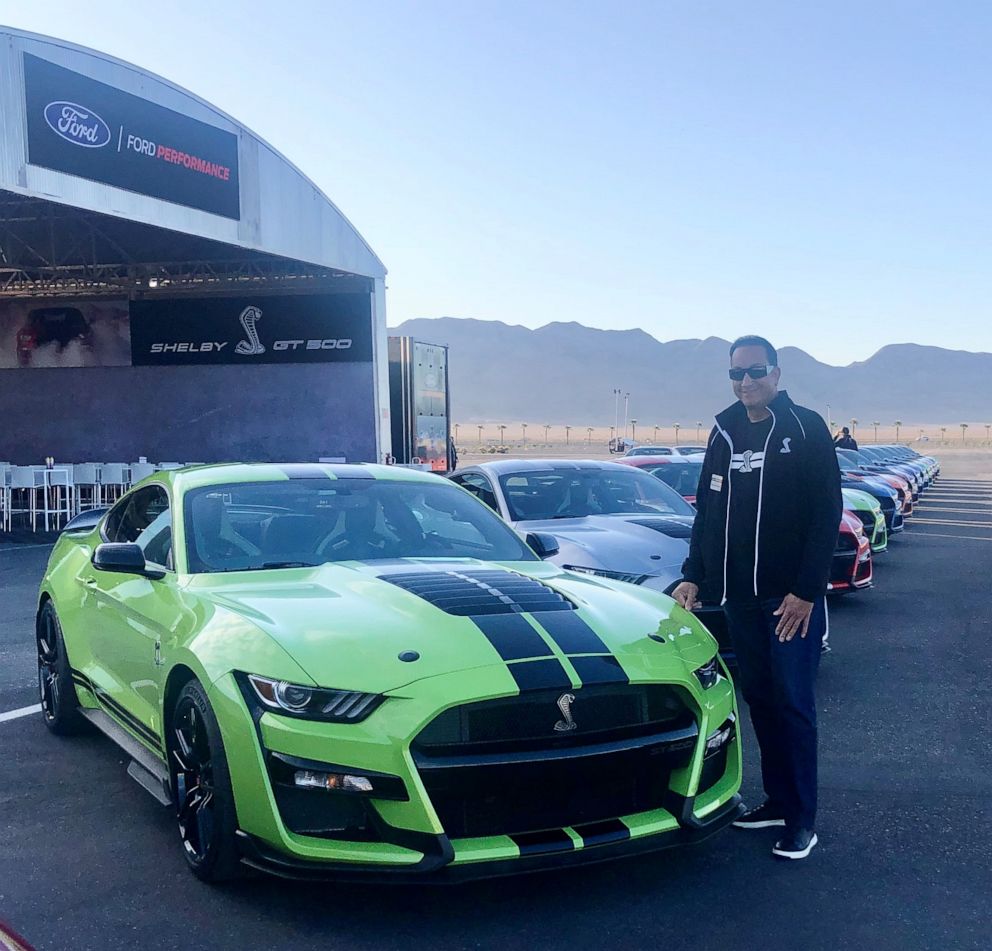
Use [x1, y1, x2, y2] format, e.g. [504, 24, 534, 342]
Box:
[525, 531, 560, 559]
[92, 543, 165, 579]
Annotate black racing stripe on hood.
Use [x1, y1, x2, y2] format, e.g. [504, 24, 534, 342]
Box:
[471, 614, 553, 661]
[277, 464, 332, 480]
[532, 611, 607, 654]
[508, 658, 572, 692]
[569, 655, 629, 686]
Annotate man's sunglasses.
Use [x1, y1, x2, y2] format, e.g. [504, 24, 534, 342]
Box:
[728, 364, 776, 382]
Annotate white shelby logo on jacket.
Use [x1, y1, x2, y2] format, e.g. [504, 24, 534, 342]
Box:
[730, 450, 765, 473]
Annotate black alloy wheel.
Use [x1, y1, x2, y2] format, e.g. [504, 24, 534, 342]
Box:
[37, 601, 87, 735]
[168, 680, 242, 882]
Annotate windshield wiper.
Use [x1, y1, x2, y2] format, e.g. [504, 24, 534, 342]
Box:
[259, 561, 319, 569]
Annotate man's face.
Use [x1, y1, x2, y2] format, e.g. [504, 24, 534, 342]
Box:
[730, 344, 780, 411]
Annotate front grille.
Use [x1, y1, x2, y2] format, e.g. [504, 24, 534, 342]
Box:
[835, 533, 858, 553]
[382, 568, 574, 616]
[853, 510, 875, 534]
[413, 686, 697, 837]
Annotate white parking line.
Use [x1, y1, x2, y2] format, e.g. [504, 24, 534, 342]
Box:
[0, 704, 41, 723]
[908, 531, 992, 542]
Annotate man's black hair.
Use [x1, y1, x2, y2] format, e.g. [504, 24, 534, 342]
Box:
[729, 335, 778, 366]
[842, 427, 850, 435]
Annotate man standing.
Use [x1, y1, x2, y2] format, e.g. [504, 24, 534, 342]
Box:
[672, 335, 841, 860]
[834, 426, 858, 450]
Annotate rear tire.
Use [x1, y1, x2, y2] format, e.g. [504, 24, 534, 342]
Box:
[167, 679, 243, 882]
[37, 601, 88, 736]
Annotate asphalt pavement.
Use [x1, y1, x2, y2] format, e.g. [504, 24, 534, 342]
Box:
[1, 477, 990, 951]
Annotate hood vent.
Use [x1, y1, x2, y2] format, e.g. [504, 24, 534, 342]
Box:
[628, 518, 694, 540]
[382, 568, 575, 616]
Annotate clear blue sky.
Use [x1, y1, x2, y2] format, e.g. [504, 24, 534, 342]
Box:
[3, 0, 990, 364]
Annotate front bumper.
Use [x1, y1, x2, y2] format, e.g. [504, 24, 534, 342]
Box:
[210, 657, 741, 879]
[235, 792, 745, 882]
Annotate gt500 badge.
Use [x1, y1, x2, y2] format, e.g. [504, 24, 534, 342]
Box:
[710, 474, 724, 492]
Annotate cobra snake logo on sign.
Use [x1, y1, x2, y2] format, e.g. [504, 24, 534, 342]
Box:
[234, 305, 265, 355]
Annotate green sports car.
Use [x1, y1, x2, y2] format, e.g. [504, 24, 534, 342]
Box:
[842, 487, 888, 554]
[36, 463, 742, 882]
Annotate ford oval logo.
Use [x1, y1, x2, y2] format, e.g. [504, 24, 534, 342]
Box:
[43, 101, 111, 148]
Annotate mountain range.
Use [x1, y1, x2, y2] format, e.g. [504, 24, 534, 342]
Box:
[389, 317, 990, 426]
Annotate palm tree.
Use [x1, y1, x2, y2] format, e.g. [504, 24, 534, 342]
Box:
[630, 419, 637, 442]
[673, 423, 681, 446]
[940, 426, 947, 443]
[696, 421, 703, 442]
[872, 420, 880, 443]
[544, 423, 551, 443]
[894, 420, 902, 442]
[497, 424, 506, 446]
[850, 418, 858, 434]
[986, 423, 991, 445]
[960, 422, 969, 443]
[586, 427, 593, 445]
[653, 425, 659, 442]
[521, 422, 528, 442]
[477, 424, 484, 444]
[565, 425, 572, 445]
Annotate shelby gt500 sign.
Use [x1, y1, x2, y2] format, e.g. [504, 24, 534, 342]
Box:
[129, 295, 373, 366]
[24, 53, 240, 219]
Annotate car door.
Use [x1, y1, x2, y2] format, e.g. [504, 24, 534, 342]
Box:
[78, 484, 183, 748]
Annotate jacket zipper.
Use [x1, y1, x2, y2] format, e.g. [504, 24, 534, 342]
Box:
[752, 408, 777, 597]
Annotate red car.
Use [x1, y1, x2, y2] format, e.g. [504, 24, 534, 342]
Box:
[829, 510, 873, 593]
[617, 455, 704, 504]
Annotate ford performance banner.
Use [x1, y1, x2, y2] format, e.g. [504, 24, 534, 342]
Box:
[24, 53, 240, 219]
[130, 294, 373, 366]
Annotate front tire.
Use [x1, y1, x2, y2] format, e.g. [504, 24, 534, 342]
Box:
[167, 680, 242, 882]
[37, 601, 88, 736]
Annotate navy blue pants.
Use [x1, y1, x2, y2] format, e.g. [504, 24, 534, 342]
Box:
[724, 596, 825, 831]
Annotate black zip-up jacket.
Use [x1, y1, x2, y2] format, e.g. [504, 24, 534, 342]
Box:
[681, 390, 843, 604]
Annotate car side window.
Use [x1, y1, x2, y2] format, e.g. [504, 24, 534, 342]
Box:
[452, 473, 499, 511]
[104, 485, 173, 569]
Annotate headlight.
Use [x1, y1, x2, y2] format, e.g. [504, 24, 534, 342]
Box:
[564, 565, 649, 584]
[241, 673, 384, 723]
[705, 715, 736, 753]
[693, 656, 721, 689]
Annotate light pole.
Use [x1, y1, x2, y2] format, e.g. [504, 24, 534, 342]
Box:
[622, 393, 630, 442]
[544, 423, 550, 443]
[826, 403, 831, 430]
[521, 423, 527, 442]
[674, 423, 681, 446]
[653, 425, 659, 442]
[613, 388, 621, 442]
[630, 419, 637, 443]
[498, 424, 506, 445]
[940, 426, 947, 443]
[565, 425, 572, 445]
[477, 424, 483, 444]
[850, 418, 858, 434]
[986, 423, 991, 445]
[894, 420, 902, 443]
[609, 425, 615, 444]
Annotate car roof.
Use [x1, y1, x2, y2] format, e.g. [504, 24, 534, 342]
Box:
[617, 455, 699, 465]
[458, 458, 639, 475]
[139, 462, 448, 492]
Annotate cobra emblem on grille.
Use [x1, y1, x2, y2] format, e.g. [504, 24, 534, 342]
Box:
[235, 305, 266, 355]
[553, 692, 577, 732]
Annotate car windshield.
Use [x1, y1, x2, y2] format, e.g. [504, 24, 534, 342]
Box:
[674, 446, 706, 456]
[836, 455, 859, 473]
[183, 478, 535, 573]
[497, 467, 695, 521]
[626, 446, 670, 456]
[642, 461, 703, 498]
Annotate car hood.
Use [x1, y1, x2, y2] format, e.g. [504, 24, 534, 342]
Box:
[185, 559, 711, 693]
[512, 514, 692, 577]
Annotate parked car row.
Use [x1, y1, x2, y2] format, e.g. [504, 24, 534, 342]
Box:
[450, 443, 940, 655]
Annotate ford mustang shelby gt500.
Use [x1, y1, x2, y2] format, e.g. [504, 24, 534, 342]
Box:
[36, 464, 742, 882]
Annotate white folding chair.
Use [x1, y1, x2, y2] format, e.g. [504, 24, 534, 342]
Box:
[72, 464, 103, 512]
[0, 464, 10, 531]
[129, 462, 156, 484]
[100, 463, 130, 502]
[7, 466, 42, 532]
[156, 462, 182, 471]
[41, 467, 74, 531]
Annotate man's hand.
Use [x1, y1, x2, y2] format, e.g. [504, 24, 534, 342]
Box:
[671, 581, 701, 611]
[772, 593, 814, 641]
